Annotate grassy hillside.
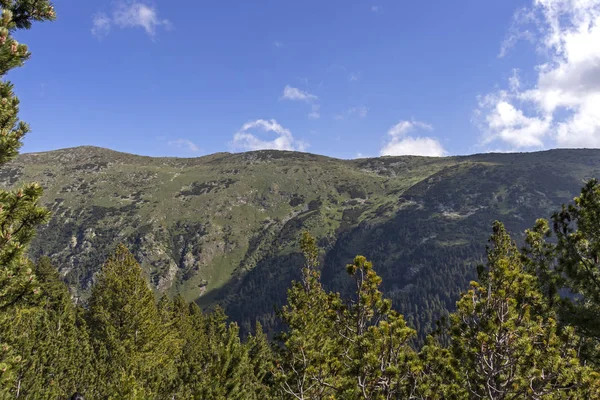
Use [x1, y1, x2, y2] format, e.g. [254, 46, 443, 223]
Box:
[2, 146, 599, 336]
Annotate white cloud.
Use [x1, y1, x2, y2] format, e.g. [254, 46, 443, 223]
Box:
[478, 0, 600, 149]
[92, 13, 111, 38]
[168, 139, 200, 153]
[381, 137, 446, 157]
[282, 85, 318, 102]
[114, 2, 171, 35]
[380, 120, 446, 157]
[335, 105, 369, 120]
[508, 68, 521, 92]
[231, 119, 308, 152]
[274, 41, 283, 48]
[387, 120, 432, 136]
[478, 94, 552, 148]
[371, 5, 381, 13]
[92, 2, 171, 38]
[499, 7, 538, 58]
[308, 104, 321, 119]
[282, 86, 320, 119]
[352, 106, 368, 118]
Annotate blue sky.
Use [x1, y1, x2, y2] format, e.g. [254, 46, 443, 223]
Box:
[9, 0, 600, 158]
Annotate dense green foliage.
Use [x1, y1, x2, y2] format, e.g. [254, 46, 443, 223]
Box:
[446, 223, 597, 398]
[275, 233, 418, 398]
[87, 245, 180, 398]
[0, 0, 54, 395]
[8, 218, 600, 398]
[523, 178, 600, 366]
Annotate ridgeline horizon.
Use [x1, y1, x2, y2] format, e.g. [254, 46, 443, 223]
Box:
[22, 144, 600, 161]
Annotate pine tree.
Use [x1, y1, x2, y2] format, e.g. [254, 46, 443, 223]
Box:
[275, 231, 342, 399]
[276, 233, 419, 399]
[167, 294, 195, 398]
[86, 244, 179, 398]
[521, 218, 559, 312]
[412, 336, 466, 399]
[7, 257, 93, 398]
[547, 179, 600, 364]
[332, 255, 417, 399]
[0, 0, 55, 392]
[449, 222, 599, 399]
[246, 321, 275, 398]
[169, 299, 262, 399]
[196, 308, 257, 399]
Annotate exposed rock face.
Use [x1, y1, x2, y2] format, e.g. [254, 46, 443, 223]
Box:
[3, 146, 600, 335]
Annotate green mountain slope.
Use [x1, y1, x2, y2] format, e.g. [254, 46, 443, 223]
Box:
[2, 146, 599, 336]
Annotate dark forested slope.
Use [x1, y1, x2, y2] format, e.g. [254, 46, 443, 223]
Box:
[2, 146, 599, 336]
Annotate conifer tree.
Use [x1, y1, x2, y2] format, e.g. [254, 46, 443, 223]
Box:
[412, 336, 466, 399]
[169, 300, 262, 399]
[247, 321, 275, 398]
[167, 294, 195, 398]
[277, 233, 419, 399]
[86, 244, 179, 398]
[332, 255, 417, 399]
[449, 222, 599, 399]
[197, 308, 257, 399]
[275, 231, 342, 399]
[0, 0, 55, 392]
[545, 179, 600, 364]
[7, 257, 92, 398]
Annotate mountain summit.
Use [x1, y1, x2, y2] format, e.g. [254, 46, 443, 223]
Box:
[3, 147, 599, 334]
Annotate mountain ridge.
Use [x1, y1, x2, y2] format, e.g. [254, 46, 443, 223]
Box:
[3, 146, 600, 335]
[22, 144, 600, 161]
